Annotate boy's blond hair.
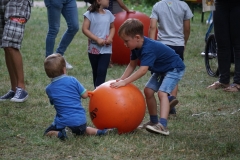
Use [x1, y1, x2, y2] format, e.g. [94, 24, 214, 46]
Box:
[118, 18, 144, 38]
[44, 53, 66, 78]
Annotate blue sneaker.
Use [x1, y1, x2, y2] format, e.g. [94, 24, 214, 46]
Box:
[168, 96, 178, 117]
[0, 90, 15, 101]
[168, 96, 179, 109]
[169, 107, 176, 115]
[10, 87, 28, 102]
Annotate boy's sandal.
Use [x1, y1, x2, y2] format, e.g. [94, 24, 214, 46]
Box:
[207, 81, 229, 89]
[223, 83, 240, 92]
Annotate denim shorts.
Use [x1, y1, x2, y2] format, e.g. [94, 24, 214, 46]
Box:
[0, 0, 32, 49]
[145, 68, 185, 94]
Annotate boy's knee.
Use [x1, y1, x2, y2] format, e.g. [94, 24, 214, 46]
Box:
[144, 87, 154, 98]
[158, 91, 168, 98]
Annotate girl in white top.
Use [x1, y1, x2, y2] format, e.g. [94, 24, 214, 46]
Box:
[82, 0, 115, 88]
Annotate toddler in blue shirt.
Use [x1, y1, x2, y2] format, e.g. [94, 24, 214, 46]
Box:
[43, 53, 110, 140]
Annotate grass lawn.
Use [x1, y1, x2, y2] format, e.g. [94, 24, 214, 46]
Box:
[0, 4, 240, 160]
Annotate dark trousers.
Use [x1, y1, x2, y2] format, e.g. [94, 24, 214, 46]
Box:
[167, 45, 184, 61]
[214, 1, 240, 84]
[88, 53, 111, 88]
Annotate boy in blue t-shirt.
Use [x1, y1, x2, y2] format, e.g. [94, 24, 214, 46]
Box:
[44, 53, 109, 140]
[110, 18, 185, 136]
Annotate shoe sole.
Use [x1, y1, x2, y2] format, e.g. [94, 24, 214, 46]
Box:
[10, 95, 28, 103]
[169, 99, 179, 110]
[137, 122, 155, 129]
[146, 126, 169, 136]
[0, 99, 9, 101]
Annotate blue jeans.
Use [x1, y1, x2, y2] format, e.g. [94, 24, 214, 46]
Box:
[44, 0, 79, 57]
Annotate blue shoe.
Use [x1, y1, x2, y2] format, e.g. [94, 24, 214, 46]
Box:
[168, 96, 178, 117]
[0, 90, 15, 101]
[168, 96, 178, 109]
[10, 87, 28, 102]
[169, 107, 176, 115]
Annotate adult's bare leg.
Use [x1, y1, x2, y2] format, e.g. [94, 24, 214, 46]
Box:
[4, 47, 25, 91]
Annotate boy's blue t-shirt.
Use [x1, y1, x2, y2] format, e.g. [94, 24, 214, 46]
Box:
[131, 37, 185, 74]
[46, 75, 87, 129]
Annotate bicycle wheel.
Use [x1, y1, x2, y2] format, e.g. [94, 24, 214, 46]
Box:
[205, 34, 219, 77]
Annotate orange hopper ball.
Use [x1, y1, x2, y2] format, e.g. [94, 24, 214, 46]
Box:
[112, 11, 154, 65]
[88, 80, 146, 134]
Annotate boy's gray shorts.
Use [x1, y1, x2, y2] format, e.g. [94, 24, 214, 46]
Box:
[0, 0, 32, 49]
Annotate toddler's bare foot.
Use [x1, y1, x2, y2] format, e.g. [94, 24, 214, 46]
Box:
[46, 131, 59, 137]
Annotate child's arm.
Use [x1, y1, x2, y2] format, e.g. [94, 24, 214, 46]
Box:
[81, 90, 89, 99]
[82, 17, 106, 46]
[111, 61, 149, 88]
[119, 59, 138, 80]
[183, 19, 191, 46]
[116, 0, 135, 13]
[105, 22, 115, 45]
[148, 18, 157, 40]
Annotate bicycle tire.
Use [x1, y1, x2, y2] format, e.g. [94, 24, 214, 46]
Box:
[205, 34, 219, 77]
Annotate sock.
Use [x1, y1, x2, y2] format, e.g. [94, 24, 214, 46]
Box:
[96, 129, 108, 136]
[159, 118, 167, 128]
[150, 115, 158, 124]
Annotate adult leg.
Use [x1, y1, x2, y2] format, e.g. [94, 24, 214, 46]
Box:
[44, 0, 62, 57]
[0, 0, 29, 102]
[213, 2, 231, 84]
[167, 46, 184, 110]
[4, 48, 25, 91]
[167, 46, 184, 97]
[95, 54, 111, 87]
[56, 0, 79, 55]
[231, 2, 240, 84]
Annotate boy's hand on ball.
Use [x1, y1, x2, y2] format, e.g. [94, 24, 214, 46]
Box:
[110, 80, 126, 88]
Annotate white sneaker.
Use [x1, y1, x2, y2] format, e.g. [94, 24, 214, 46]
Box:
[65, 59, 73, 69]
[146, 123, 169, 136]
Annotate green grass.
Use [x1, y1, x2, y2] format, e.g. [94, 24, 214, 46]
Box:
[0, 5, 240, 160]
